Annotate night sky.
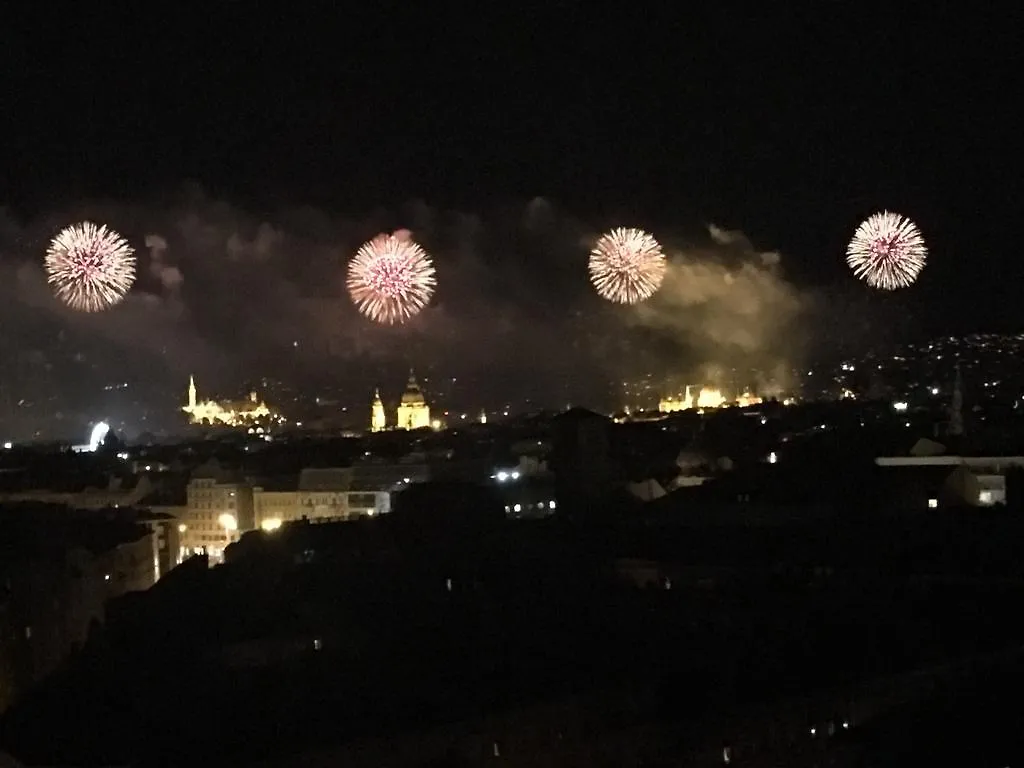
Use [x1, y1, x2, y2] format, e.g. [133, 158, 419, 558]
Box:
[0, 5, 1019, 434]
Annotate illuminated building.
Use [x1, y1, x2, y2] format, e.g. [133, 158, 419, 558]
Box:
[397, 371, 431, 430]
[370, 389, 386, 433]
[370, 371, 434, 431]
[659, 385, 760, 412]
[736, 391, 763, 408]
[182, 375, 278, 427]
[180, 460, 254, 564]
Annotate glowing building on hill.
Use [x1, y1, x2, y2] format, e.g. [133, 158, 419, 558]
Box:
[369, 371, 433, 431]
[182, 375, 277, 427]
[658, 385, 761, 413]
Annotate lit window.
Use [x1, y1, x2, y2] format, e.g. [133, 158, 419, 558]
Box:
[979, 490, 993, 505]
[513, 503, 522, 513]
[548, 500, 556, 510]
[928, 498, 938, 509]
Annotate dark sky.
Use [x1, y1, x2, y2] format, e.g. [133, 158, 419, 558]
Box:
[0, 4, 1020, 434]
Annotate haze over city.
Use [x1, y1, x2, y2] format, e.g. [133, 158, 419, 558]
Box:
[3, 6, 1024, 766]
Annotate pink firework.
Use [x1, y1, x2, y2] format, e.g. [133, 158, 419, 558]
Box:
[846, 211, 927, 290]
[45, 222, 136, 312]
[346, 233, 436, 324]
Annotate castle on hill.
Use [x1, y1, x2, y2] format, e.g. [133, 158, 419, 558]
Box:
[182, 376, 277, 427]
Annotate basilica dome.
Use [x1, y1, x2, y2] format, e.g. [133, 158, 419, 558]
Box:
[401, 373, 426, 405]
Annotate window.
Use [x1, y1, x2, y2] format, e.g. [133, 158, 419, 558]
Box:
[927, 498, 938, 509]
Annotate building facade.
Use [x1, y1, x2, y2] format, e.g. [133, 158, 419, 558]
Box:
[252, 484, 301, 531]
[180, 462, 254, 563]
[369, 372, 432, 431]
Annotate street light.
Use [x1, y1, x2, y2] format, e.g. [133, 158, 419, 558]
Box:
[218, 513, 237, 562]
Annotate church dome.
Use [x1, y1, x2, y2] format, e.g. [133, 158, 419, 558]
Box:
[401, 374, 426, 405]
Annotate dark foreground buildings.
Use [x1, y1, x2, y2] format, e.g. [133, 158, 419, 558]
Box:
[6, 403, 1024, 764]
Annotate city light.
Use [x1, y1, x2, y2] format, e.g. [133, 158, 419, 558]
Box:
[260, 518, 282, 532]
[218, 513, 238, 531]
[893, 401, 908, 412]
[88, 422, 109, 451]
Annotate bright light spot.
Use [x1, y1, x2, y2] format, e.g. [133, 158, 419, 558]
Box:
[511, 471, 520, 480]
[930, 387, 939, 395]
[144, 465, 151, 471]
[2, 442, 11, 450]
[497, 471, 508, 482]
[513, 503, 522, 513]
[842, 721, 849, 729]
[760, 417, 767, 425]
[313, 637, 322, 651]
[219, 513, 238, 531]
[810, 727, 816, 736]
[87, 422, 110, 451]
[260, 518, 282, 532]
[893, 401, 908, 412]
[104, 574, 111, 581]
[928, 498, 938, 509]
[548, 500, 556, 510]
[177, 524, 187, 533]
[979, 490, 993, 505]
[403, 477, 410, 484]
[768, 451, 778, 464]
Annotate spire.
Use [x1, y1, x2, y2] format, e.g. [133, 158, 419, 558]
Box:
[188, 375, 197, 409]
[370, 386, 386, 432]
[406, 368, 420, 391]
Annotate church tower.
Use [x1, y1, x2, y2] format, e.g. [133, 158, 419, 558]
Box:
[188, 375, 197, 410]
[370, 388, 386, 432]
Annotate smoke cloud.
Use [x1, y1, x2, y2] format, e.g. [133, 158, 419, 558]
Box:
[625, 224, 809, 396]
[0, 187, 814, 437]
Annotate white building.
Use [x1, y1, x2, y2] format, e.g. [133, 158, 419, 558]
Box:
[180, 460, 254, 563]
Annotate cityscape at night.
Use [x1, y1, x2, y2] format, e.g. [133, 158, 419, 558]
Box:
[2, 4, 1022, 767]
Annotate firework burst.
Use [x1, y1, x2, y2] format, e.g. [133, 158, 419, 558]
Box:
[347, 233, 436, 324]
[45, 222, 136, 312]
[846, 211, 927, 290]
[589, 227, 666, 304]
